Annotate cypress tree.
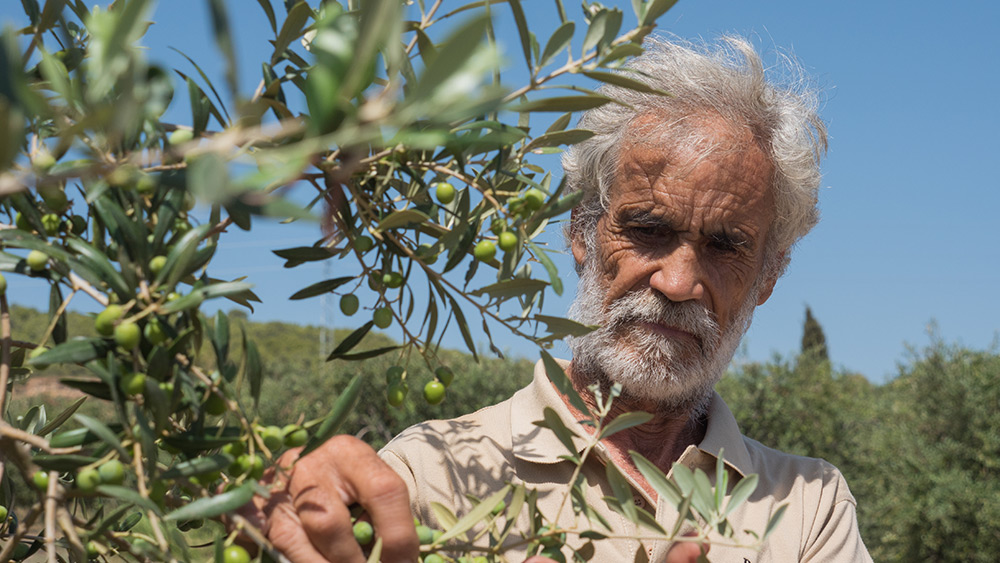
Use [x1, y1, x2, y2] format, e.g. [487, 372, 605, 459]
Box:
[801, 305, 829, 361]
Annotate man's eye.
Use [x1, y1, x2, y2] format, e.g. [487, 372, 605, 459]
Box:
[629, 225, 668, 240]
[709, 234, 746, 254]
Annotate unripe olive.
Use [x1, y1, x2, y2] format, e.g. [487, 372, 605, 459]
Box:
[26, 249, 48, 271]
[204, 392, 227, 416]
[339, 294, 359, 316]
[149, 255, 167, 277]
[434, 182, 456, 204]
[283, 425, 308, 447]
[98, 459, 126, 485]
[40, 213, 61, 236]
[353, 520, 374, 545]
[382, 271, 404, 289]
[31, 470, 49, 491]
[114, 321, 141, 351]
[33, 151, 56, 171]
[416, 243, 438, 265]
[473, 240, 496, 262]
[135, 173, 157, 195]
[386, 381, 408, 408]
[85, 540, 100, 559]
[143, 318, 167, 346]
[222, 544, 251, 563]
[76, 467, 101, 492]
[14, 212, 32, 232]
[40, 188, 68, 213]
[119, 372, 146, 396]
[353, 235, 374, 253]
[385, 365, 405, 384]
[0, 273, 7, 295]
[423, 381, 446, 405]
[373, 306, 393, 329]
[94, 304, 123, 336]
[28, 346, 49, 370]
[69, 215, 87, 235]
[261, 425, 284, 451]
[416, 524, 435, 545]
[168, 129, 194, 146]
[221, 441, 244, 458]
[523, 188, 546, 210]
[498, 231, 518, 252]
[0, 505, 7, 521]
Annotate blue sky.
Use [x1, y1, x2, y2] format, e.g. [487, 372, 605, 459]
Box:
[3, 1, 998, 382]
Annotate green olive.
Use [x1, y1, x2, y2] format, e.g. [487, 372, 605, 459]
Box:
[119, 372, 146, 396]
[94, 304, 123, 336]
[204, 392, 227, 416]
[423, 381, 446, 405]
[26, 249, 48, 271]
[222, 545, 251, 563]
[31, 470, 49, 491]
[373, 306, 393, 329]
[168, 129, 194, 146]
[434, 182, 456, 204]
[283, 426, 308, 448]
[498, 231, 518, 252]
[76, 467, 101, 492]
[114, 321, 141, 351]
[353, 520, 374, 545]
[339, 294, 360, 316]
[98, 459, 126, 485]
[473, 240, 496, 262]
[386, 382, 408, 408]
[261, 425, 284, 451]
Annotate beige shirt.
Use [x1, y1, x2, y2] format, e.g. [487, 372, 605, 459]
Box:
[380, 360, 872, 562]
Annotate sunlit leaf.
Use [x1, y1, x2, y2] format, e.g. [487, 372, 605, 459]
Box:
[74, 414, 130, 461]
[435, 485, 511, 544]
[511, 94, 614, 113]
[300, 374, 363, 456]
[600, 411, 653, 439]
[539, 21, 574, 69]
[164, 485, 254, 521]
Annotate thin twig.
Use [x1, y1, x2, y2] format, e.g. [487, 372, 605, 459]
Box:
[44, 470, 57, 562]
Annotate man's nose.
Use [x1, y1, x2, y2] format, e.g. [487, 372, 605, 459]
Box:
[648, 243, 706, 303]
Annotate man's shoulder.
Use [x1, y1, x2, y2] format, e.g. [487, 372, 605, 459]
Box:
[741, 434, 857, 505]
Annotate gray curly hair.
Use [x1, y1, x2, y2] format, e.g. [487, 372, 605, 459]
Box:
[563, 35, 828, 278]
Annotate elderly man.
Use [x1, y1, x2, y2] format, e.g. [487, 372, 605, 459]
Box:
[251, 37, 873, 563]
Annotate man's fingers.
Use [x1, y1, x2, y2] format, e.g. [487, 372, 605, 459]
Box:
[665, 540, 709, 563]
[292, 481, 368, 563]
[290, 435, 418, 563]
[267, 490, 350, 563]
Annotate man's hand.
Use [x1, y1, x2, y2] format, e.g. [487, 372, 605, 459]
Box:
[245, 435, 418, 563]
[241, 435, 705, 563]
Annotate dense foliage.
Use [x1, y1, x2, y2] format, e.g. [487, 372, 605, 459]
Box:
[12, 304, 1000, 561]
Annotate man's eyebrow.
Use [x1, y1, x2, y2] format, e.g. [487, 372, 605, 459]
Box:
[618, 209, 675, 226]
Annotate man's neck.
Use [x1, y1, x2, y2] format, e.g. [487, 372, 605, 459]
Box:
[561, 362, 709, 501]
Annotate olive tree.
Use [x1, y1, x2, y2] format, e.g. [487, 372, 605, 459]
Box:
[0, 1, 781, 561]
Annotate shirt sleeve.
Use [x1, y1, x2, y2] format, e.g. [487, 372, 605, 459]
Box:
[800, 470, 874, 563]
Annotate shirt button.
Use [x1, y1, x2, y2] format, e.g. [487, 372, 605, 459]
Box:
[632, 495, 645, 508]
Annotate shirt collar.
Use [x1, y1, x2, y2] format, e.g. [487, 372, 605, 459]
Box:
[511, 359, 754, 478]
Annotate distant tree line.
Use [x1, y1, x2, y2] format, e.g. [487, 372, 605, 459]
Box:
[9, 305, 998, 561]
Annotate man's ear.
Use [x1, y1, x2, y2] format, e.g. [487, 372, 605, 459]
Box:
[755, 251, 784, 306]
[569, 209, 587, 267]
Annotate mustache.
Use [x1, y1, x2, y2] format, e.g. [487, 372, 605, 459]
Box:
[604, 289, 720, 350]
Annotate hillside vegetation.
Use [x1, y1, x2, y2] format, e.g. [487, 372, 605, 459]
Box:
[10, 305, 999, 561]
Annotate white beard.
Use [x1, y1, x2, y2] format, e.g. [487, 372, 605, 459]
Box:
[567, 251, 760, 414]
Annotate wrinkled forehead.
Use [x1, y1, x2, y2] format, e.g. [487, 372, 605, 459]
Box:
[618, 111, 772, 180]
